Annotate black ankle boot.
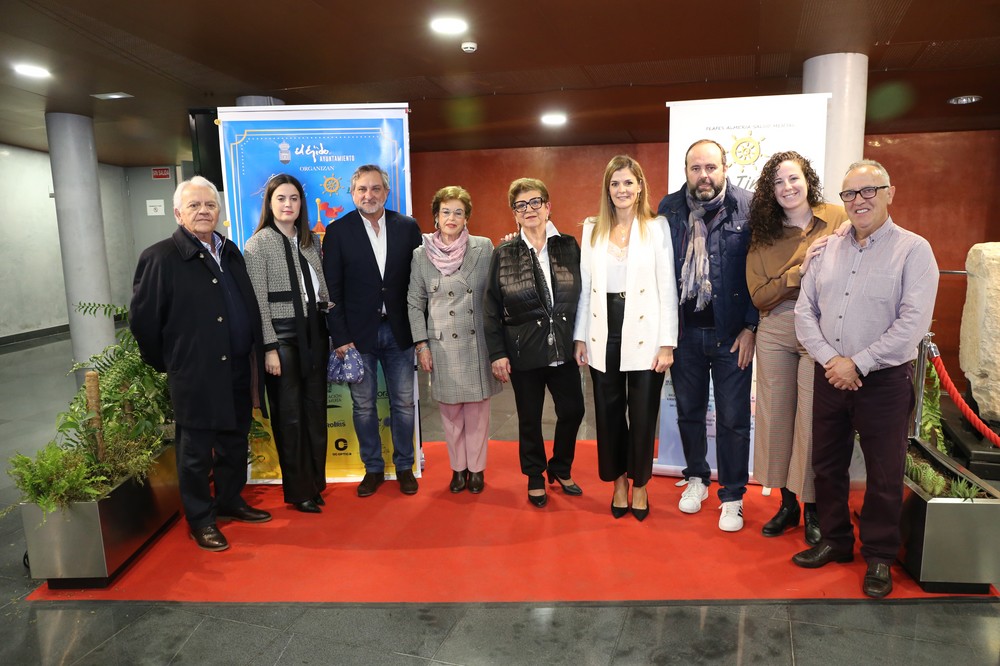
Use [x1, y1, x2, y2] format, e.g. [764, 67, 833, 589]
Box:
[804, 504, 822, 545]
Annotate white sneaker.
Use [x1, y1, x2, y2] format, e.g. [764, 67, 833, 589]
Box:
[678, 477, 708, 514]
[719, 500, 744, 532]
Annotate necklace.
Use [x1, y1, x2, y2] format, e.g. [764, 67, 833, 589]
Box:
[613, 221, 631, 245]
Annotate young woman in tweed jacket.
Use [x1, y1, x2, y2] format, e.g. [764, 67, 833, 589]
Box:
[244, 174, 331, 513]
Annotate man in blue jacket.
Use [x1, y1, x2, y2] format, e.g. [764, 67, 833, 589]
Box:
[657, 139, 758, 532]
[323, 165, 423, 497]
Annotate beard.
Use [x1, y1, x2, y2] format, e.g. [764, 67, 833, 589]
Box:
[689, 178, 724, 201]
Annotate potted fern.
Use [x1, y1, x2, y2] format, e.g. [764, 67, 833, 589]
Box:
[8, 304, 182, 588]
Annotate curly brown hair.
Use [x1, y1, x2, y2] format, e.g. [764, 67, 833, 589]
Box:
[749, 151, 823, 249]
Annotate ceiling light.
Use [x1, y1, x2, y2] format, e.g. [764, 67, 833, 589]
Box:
[91, 92, 134, 100]
[13, 63, 51, 78]
[430, 17, 468, 35]
[948, 95, 982, 105]
[540, 112, 567, 127]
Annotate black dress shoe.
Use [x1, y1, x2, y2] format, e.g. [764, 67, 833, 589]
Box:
[804, 508, 822, 546]
[528, 492, 548, 508]
[313, 494, 326, 506]
[357, 472, 385, 497]
[761, 503, 801, 537]
[792, 544, 854, 569]
[217, 505, 272, 523]
[467, 471, 485, 494]
[547, 471, 583, 496]
[450, 470, 468, 493]
[293, 499, 322, 513]
[397, 469, 419, 495]
[863, 562, 893, 598]
[189, 524, 229, 551]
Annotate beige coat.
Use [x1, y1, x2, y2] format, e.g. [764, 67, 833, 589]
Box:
[407, 235, 502, 404]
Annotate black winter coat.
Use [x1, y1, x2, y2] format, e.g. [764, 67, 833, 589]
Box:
[483, 234, 581, 371]
[130, 227, 266, 429]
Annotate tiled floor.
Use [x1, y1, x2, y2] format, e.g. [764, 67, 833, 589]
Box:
[1, 336, 997, 665]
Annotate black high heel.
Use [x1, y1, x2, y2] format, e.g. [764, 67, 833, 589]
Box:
[528, 492, 548, 508]
[631, 486, 650, 522]
[611, 501, 629, 519]
[546, 471, 583, 496]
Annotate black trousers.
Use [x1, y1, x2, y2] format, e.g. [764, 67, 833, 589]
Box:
[590, 294, 664, 487]
[265, 316, 329, 504]
[176, 356, 252, 530]
[812, 362, 914, 563]
[509, 361, 585, 490]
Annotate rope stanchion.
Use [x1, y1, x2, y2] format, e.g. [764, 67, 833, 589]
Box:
[929, 355, 1000, 449]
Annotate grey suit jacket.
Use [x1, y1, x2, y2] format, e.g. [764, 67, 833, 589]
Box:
[407, 235, 502, 404]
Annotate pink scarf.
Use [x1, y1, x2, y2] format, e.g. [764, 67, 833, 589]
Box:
[423, 228, 469, 276]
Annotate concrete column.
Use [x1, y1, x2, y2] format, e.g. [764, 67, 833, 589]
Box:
[803, 53, 868, 199]
[45, 112, 116, 377]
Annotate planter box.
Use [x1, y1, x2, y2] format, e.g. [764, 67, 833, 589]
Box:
[21, 444, 182, 589]
[899, 437, 1000, 594]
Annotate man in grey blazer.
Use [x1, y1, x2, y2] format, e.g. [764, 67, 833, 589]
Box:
[323, 165, 423, 497]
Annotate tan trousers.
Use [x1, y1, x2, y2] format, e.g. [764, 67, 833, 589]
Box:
[752, 300, 816, 501]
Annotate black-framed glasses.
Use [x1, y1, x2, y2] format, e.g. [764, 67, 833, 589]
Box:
[838, 185, 889, 202]
[512, 197, 545, 214]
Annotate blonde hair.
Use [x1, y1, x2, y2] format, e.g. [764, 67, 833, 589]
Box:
[590, 155, 653, 246]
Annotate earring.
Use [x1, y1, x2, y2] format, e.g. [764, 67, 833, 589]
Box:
[434, 219, 440, 229]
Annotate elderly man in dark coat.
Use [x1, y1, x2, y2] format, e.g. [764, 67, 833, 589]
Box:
[131, 175, 271, 552]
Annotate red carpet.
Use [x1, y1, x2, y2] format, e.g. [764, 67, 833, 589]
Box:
[28, 441, 995, 603]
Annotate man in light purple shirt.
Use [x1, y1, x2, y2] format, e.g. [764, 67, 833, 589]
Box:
[792, 159, 938, 598]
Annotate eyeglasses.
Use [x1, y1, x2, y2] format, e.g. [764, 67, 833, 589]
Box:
[512, 197, 545, 214]
[838, 185, 889, 202]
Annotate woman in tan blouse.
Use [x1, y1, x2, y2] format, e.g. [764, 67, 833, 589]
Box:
[747, 151, 847, 545]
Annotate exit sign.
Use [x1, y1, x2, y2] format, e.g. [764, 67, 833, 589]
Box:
[151, 167, 171, 180]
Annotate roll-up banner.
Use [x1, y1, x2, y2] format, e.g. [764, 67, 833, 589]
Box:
[216, 103, 420, 483]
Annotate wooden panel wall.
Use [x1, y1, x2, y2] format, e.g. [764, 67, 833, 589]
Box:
[410, 130, 1000, 390]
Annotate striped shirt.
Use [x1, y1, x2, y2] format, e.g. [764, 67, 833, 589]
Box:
[794, 217, 938, 375]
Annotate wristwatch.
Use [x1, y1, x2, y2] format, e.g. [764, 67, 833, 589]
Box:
[744, 324, 758, 334]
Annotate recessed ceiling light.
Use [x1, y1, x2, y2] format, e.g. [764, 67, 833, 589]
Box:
[948, 95, 982, 105]
[91, 92, 134, 100]
[13, 63, 51, 78]
[430, 17, 468, 35]
[540, 112, 567, 127]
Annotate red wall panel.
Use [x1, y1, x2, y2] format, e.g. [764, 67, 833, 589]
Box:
[410, 130, 1000, 391]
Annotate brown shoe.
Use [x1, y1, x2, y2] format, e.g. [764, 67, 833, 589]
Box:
[397, 469, 419, 495]
[863, 562, 893, 598]
[189, 524, 229, 552]
[217, 505, 272, 523]
[357, 472, 385, 497]
[792, 544, 854, 568]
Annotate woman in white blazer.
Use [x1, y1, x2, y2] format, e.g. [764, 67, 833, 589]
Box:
[574, 155, 678, 521]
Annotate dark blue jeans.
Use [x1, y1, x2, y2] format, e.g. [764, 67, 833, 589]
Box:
[669, 327, 752, 502]
[348, 320, 415, 473]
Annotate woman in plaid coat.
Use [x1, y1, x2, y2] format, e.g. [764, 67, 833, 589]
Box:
[407, 186, 501, 494]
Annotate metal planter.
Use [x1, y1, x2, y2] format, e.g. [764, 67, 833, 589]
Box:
[899, 437, 1000, 594]
[20, 444, 181, 588]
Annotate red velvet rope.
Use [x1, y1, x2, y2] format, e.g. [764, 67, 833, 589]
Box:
[930, 355, 1000, 448]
